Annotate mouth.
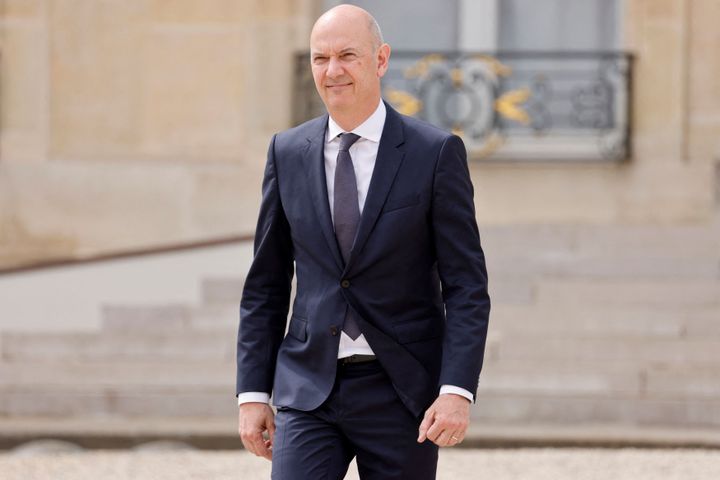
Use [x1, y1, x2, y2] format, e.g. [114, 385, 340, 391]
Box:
[326, 83, 352, 89]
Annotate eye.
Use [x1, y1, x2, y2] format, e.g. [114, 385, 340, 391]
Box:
[312, 56, 328, 64]
[342, 53, 357, 60]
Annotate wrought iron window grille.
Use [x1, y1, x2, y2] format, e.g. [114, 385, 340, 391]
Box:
[293, 51, 633, 162]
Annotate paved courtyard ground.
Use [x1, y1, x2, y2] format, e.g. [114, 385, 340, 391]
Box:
[1, 448, 719, 479]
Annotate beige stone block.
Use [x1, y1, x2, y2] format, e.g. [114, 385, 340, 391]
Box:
[0, 216, 77, 270]
[139, 27, 246, 158]
[688, 122, 720, 162]
[642, 0, 686, 21]
[253, 0, 304, 19]
[632, 23, 685, 144]
[190, 164, 263, 235]
[49, 0, 145, 157]
[0, 158, 265, 268]
[618, 161, 715, 222]
[0, 19, 49, 161]
[147, 0, 251, 24]
[242, 20, 299, 138]
[0, 160, 195, 258]
[471, 163, 621, 224]
[622, 0, 644, 50]
[1, 0, 43, 18]
[689, 1, 720, 116]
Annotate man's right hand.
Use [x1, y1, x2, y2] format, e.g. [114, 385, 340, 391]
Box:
[238, 402, 276, 460]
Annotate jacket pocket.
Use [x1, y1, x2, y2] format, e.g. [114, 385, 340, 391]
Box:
[287, 315, 307, 342]
[391, 318, 442, 344]
[382, 193, 420, 214]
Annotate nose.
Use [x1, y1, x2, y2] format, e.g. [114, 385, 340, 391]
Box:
[326, 56, 344, 79]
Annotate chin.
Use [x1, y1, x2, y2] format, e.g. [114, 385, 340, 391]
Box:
[325, 96, 354, 111]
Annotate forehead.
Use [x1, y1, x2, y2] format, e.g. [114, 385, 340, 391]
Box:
[310, 18, 371, 53]
[311, 36, 364, 55]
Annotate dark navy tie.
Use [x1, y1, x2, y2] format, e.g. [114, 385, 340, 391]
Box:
[334, 133, 362, 340]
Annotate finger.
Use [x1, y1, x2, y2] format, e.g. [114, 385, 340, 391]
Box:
[424, 416, 445, 443]
[240, 431, 258, 456]
[417, 410, 435, 442]
[244, 430, 261, 455]
[448, 432, 461, 447]
[434, 429, 453, 447]
[250, 431, 272, 460]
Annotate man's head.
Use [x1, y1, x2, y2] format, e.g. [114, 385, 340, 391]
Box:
[310, 5, 390, 127]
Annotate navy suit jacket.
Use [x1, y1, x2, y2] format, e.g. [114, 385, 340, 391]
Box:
[236, 102, 490, 418]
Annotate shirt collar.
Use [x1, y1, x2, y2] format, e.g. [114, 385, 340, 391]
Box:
[326, 100, 386, 144]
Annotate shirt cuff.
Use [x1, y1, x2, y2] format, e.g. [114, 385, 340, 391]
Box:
[439, 385, 474, 402]
[237, 392, 270, 406]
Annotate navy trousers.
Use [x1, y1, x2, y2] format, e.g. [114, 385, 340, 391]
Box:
[271, 360, 439, 479]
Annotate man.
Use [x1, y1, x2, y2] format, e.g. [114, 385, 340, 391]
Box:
[236, 5, 490, 479]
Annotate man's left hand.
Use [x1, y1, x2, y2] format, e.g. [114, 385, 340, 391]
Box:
[417, 394, 470, 447]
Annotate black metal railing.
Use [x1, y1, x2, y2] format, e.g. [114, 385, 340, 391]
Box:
[293, 51, 633, 161]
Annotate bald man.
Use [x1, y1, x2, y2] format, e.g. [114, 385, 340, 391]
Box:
[236, 5, 490, 479]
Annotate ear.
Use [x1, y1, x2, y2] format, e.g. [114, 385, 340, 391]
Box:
[376, 43, 391, 78]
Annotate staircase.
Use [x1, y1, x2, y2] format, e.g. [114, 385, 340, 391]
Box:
[0, 278, 242, 419]
[0, 221, 718, 433]
[476, 222, 720, 428]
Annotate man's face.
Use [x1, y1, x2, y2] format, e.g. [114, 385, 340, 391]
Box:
[310, 18, 389, 114]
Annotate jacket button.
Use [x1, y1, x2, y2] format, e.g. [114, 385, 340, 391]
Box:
[341, 279, 350, 288]
[330, 326, 339, 336]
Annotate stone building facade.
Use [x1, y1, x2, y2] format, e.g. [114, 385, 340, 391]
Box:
[0, 0, 718, 438]
[1, 0, 719, 270]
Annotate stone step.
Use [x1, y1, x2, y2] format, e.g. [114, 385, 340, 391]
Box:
[2, 416, 720, 450]
[572, 224, 720, 258]
[471, 394, 720, 427]
[535, 279, 720, 308]
[645, 370, 720, 399]
[189, 304, 240, 331]
[200, 277, 245, 306]
[0, 331, 236, 362]
[0, 387, 236, 417]
[0, 360, 641, 399]
[101, 304, 239, 332]
[487, 278, 535, 305]
[478, 367, 641, 397]
[2, 357, 714, 402]
[102, 304, 192, 331]
[487, 254, 719, 281]
[480, 360, 720, 399]
[3, 386, 718, 427]
[491, 304, 719, 338]
[481, 224, 720, 258]
[492, 336, 720, 368]
[0, 361, 234, 388]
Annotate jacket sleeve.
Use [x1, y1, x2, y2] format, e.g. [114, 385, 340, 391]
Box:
[236, 134, 294, 396]
[431, 134, 491, 400]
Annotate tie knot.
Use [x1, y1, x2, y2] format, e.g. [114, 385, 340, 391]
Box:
[338, 133, 361, 152]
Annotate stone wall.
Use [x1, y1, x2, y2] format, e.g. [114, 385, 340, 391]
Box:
[1, 0, 719, 269]
[469, 0, 720, 225]
[0, 0, 320, 269]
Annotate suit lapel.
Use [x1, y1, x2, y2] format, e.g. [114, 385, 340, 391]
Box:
[302, 115, 345, 272]
[345, 104, 406, 274]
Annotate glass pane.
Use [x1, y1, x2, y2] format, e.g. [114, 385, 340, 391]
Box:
[339, 0, 460, 51]
[499, 0, 619, 50]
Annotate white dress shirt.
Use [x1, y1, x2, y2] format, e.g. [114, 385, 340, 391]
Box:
[238, 100, 473, 405]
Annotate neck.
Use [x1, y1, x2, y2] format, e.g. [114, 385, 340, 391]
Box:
[329, 97, 381, 132]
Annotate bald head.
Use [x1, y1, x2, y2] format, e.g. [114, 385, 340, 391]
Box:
[309, 4, 391, 130]
[312, 5, 384, 50]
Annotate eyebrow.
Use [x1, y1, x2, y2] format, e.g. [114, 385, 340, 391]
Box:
[311, 47, 360, 58]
